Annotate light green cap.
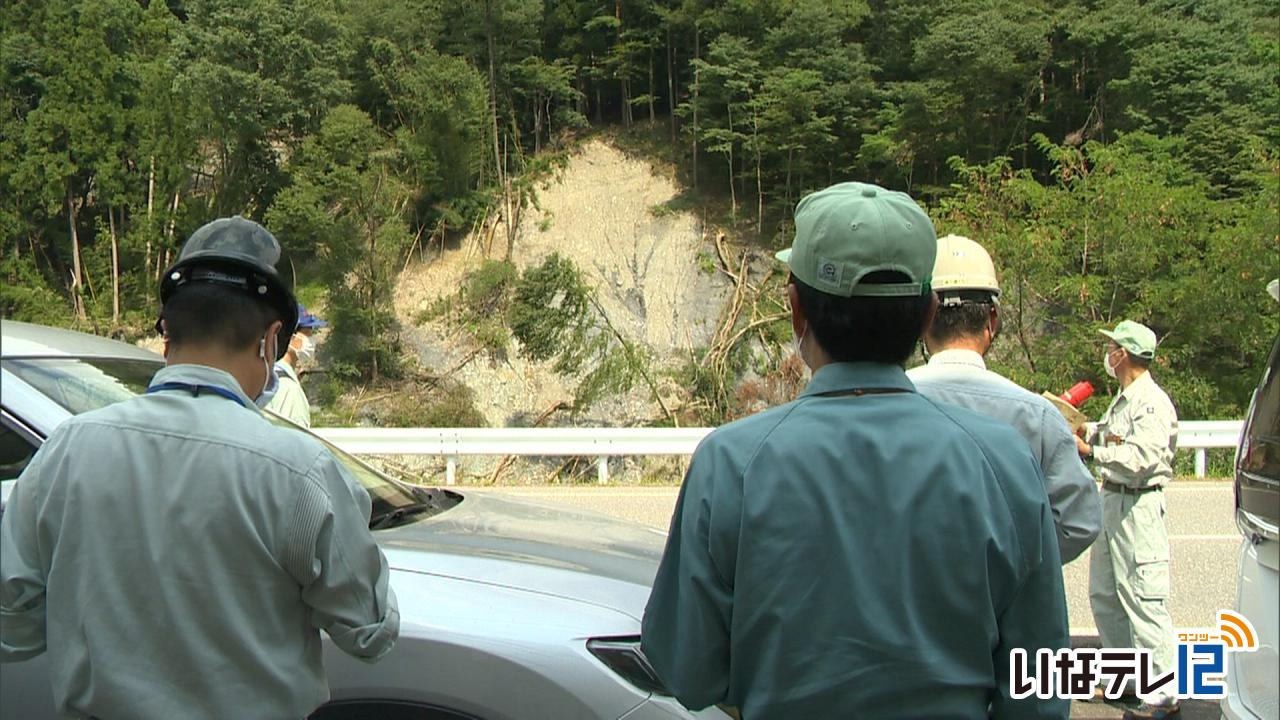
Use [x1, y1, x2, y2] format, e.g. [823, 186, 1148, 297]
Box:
[1099, 320, 1159, 359]
[774, 182, 936, 297]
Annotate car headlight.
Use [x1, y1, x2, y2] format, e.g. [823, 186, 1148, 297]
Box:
[586, 635, 670, 696]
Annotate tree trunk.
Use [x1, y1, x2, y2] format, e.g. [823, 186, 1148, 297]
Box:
[726, 104, 736, 224]
[647, 48, 656, 123]
[533, 91, 543, 154]
[66, 185, 86, 320]
[616, 0, 627, 128]
[786, 147, 794, 205]
[146, 156, 155, 286]
[486, 6, 501, 179]
[622, 77, 632, 128]
[109, 206, 121, 324]
[484, 0, 503, 191]
[666, 25, 677, 145]
[692, 24, 700, 189]
[754, 110, 763, 236]
[484, 0, 516, 265]
[594, 75, 603, 124]
[160, 190, 180, 282]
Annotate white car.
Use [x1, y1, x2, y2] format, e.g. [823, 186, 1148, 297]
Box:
[1223, 283, 1280, 720]
[0, 319, 723, 720]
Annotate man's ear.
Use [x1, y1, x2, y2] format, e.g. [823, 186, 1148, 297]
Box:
[787, 282, 806, 339]
[920, 292, 939, 339]
[261, 319, 284, 359]
[988, 304, 1002, 342]
[268, 320, 283, 339]
[159, 319, 170, 358]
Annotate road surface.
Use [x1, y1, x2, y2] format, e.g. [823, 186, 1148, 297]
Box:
[466, 480, 1237, 719]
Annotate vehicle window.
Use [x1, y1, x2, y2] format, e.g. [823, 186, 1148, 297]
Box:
[4, 356, 441, 521]
[265, 414, 425, 512]
[0, 419, 38, 482]
[4, 358, 160, 415]
[1241, 334, 1280, 479]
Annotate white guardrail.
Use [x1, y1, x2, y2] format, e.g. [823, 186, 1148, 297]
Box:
[314, 420, 1244, 484]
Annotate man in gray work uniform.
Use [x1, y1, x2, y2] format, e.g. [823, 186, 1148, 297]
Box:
[1077, 320, 1179, 719]
[909, 234, 1100, 563]
[1, 217, 399, 719]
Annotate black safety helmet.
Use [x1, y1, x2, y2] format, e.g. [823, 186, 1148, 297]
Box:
[156, 216, 298, 360]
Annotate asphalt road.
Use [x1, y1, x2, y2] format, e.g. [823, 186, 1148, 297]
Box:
[467, 480, 1238, 719]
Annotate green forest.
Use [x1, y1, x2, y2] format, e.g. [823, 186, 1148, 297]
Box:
[1, 0, 1277, 425]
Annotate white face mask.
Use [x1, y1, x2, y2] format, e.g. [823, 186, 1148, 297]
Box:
[1103, 349, 1121, 379]
[255, 334, 279, 408]
[293, 333, 316, 366]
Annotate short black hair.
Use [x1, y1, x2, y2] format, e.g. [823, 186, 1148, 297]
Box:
[791, 272, 933, 365]
[162, 282, 279, 352]
[1127, 352, 1152, 370]
[926, 301, 994, 345]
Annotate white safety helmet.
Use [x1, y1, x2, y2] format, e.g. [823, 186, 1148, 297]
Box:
[932, 234, 1000, 305]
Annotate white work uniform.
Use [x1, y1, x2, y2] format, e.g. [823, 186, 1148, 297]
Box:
[1085, 370, 1178, 697]
[909, 349, 1102, 563]
[0, 364, 399, 720]
[266, 358, 312, 427]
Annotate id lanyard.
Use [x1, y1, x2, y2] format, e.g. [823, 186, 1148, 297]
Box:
[145, 382, 249, 409]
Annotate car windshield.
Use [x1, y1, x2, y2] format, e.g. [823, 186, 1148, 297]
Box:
[4, 357, 157, 415]
[3, 356, 435, 522]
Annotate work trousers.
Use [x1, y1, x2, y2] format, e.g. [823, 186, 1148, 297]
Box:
[1088, 486, 1176, 698]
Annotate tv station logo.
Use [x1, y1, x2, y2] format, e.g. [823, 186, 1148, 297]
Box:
[1009, 610, 1258, 700]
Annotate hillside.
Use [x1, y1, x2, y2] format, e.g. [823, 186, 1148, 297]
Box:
[394, 139, 733, 428]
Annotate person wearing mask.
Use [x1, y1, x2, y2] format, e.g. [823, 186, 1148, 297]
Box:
[641, 183, 1069, 719]
[1, 216, 398, 720]
[1077, 321, 1180, 719]
[266, 303, 327, 427]
[908, 234, 1100, 563]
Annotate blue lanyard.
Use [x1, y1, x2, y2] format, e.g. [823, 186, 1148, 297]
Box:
[146, 382, 249, 409]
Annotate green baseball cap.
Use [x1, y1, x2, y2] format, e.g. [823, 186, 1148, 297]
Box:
[775, 182, 936, 297]
[1099, 320, 1158, 359]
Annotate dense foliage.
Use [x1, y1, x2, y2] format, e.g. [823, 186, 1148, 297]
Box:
[1, 0, 1276, 419]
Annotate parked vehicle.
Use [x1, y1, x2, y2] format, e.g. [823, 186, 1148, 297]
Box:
[0, 319, 721, 720]
[1223, 284, 1280, 720]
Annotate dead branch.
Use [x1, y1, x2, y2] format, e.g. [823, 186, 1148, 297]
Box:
[585, 293, 677, 425]
[488, 400, 572, 484]
[720, 312, 789, 354]
[713, 230, 740, 283]
[402, 224, 428, 274]
[544, 456, 585, 484]
[414, 346, 484, 391]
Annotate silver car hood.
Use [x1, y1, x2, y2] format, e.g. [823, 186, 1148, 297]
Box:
[376, 492, 667, 619]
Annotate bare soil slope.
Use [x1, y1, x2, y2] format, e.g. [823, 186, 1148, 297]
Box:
[395, 139, 729, 427]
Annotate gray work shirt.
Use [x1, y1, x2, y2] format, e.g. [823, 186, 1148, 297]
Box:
[1087, 371, 1178, 489]
[0, 364, 399, 720]
[266, 358, 312, 428]
[908, 349, 1102, 563]
[641, 362, 1069, 720]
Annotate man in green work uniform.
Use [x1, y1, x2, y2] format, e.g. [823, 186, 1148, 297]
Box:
[1077, 320, 1179, 719]
[641, 182, 1069, 719]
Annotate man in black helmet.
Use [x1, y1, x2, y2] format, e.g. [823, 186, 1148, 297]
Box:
[0, 217, 399, 719]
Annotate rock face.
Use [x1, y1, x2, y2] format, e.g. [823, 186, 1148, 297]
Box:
[395, 139, 731, 428]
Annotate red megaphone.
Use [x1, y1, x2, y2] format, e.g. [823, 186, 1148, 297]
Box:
[1059, 381, 1093, 408]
